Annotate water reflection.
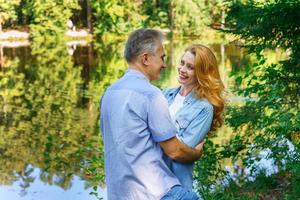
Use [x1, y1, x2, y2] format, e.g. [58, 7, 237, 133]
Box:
[222, 138, 297, 186]
[0, 167, 106, 200]
[0, 36, 277, 199]
[0, 37, 104, 199]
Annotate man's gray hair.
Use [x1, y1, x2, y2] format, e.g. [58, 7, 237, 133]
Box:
[124, 28, 164, 63]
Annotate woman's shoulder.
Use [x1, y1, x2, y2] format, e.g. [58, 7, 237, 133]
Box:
[162, 87, 180, 96]
[193, 97, 214, 112]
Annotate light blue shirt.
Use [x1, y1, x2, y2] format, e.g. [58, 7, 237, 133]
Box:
[163, 87, 213, 189]
[100, 69, 180, 200]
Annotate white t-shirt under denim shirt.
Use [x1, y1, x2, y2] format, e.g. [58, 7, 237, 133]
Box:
[169, 92, 185, 130]
[163, 87, 214, 190]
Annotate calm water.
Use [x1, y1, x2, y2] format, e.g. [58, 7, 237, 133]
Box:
[0, 36, 272, 200]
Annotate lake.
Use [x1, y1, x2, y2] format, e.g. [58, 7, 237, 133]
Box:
[0, 35, 282, 200]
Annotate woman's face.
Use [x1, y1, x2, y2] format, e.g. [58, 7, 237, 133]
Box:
[177, 51, 197, 88]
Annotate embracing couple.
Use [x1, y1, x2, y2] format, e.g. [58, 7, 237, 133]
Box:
[100, 28, 225, 200]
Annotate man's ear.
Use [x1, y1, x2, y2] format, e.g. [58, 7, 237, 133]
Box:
[141, 53, 150, 66]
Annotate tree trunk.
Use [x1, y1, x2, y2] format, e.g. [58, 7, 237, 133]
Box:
[169, 35, 174, 67]
[169, 1, 174, 34]
[86, 0, 92, 33]
[22, 15, 27, 26]
[155, 0, 159, 8]
[0, 45, 3, 68]
[221, 10, 225, 30]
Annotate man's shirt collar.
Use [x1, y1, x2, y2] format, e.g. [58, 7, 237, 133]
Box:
[126, 68, 149, 81]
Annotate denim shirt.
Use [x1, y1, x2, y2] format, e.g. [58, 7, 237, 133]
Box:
[163, 87, 213, 189]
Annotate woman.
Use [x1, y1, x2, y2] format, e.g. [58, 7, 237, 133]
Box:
[163, 44, 225, 189]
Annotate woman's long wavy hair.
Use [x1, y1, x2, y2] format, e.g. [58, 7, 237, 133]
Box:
[185, 44, 225, 130]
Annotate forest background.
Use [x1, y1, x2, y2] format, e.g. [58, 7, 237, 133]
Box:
[0, 0, 299, 200]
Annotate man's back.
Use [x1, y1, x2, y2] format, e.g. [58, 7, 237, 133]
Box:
[100, 69, 179, 200]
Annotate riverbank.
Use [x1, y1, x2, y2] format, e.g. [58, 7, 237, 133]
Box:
[0, 29, 92, 48]
[0, 30, 29, 40]
[0, 29, 91, 41]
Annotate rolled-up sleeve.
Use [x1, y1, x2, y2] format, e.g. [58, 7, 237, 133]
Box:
[182, 106, 213, 148]
[148, 92, 177, 142]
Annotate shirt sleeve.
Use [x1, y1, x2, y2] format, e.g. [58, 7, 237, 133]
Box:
[147, 92, 177, 142]
[180, 105, 214, 148]
[162, 88, 169, 98]
[99, 94, 105, 134]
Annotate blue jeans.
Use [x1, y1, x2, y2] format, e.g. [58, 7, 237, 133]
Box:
[161, 185, 201, 200]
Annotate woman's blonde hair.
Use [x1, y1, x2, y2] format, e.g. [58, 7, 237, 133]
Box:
[185, 44, 225, 130]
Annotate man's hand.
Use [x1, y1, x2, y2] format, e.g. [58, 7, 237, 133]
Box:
[160, 137, 205, 163]
[195, 140, 205, 156]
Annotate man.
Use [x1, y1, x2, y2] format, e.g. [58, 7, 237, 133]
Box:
[100, 28, 203, 200]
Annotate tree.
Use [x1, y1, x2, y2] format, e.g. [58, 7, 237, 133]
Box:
[142, 0, 222, 36]
[91, 0, 146, 37]
[0, 0, 21, 32]
[224, 0, 300, 163]
[142, 0, 171, 28]
[27, 0, 79, 37]
[193, 0, 300, 197]
[86, 0, 92, 32]
[171, 0, 211, 36]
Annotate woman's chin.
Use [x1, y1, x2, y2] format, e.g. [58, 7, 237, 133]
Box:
[178, 78, 186, 85]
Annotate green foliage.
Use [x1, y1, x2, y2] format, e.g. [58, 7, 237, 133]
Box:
[224, 0, 300, 54]
[27, 0, 79, 37]
[193, 0, 300, 198]
[90, 0, 222, 37]
[204, 160, 300, 200]
[91, 0, 145, 37]
[285, 161, 300, 199]
[1, 0, 227, 38]
[224, 0, 300, 164]
[85, 37, 126, 107]
[171, 0, 211, 36]
[194, 139, 228, 196]
[142, 0, 171, 28]
[0, 0, 21, 31]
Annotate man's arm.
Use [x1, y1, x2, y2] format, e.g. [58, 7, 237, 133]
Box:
[147, 92, 204, 163]
[160, 137, 204, 163]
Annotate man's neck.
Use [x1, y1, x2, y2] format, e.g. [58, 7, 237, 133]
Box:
[128, 63, 150, 80]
